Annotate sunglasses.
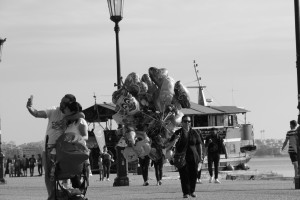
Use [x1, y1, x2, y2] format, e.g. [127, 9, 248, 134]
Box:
[183, 120, 191, 123]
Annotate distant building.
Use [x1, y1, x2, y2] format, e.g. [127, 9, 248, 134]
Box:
[22, 147, 40, 157]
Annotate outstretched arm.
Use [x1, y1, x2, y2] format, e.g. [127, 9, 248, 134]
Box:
[26, 97, 47, 118]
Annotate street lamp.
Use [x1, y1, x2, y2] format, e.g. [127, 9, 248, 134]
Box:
[293, 0, 300, 189]
[0, 38, 6, 62]
[0, 38, 6, 184]
[107, 0, 129, 186]
[107, 0, 124, 89]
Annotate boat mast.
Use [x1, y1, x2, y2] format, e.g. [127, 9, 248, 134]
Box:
[188, 60, 207, 106]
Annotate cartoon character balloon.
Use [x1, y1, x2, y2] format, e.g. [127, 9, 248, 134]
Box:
[111, 66, 190, 161]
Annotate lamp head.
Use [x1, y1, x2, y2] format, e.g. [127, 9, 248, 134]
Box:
[107, 0, 124, 23]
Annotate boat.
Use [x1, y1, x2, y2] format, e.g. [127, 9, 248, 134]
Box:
[183, 61, 256, 171]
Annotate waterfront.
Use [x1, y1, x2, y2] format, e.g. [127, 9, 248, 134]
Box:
[248, 156, 294, 177]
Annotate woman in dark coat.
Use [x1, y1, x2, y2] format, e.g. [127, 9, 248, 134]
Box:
[171, 115, 202, 198]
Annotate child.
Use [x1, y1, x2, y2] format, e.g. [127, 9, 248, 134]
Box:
[98, 156, 104, 181]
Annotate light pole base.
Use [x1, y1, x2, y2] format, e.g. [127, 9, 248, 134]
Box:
[0, 178, 6, 184]
[113, 145, 129, 187]
[113, 176, 129, 186]
[295, 176, 300, 189]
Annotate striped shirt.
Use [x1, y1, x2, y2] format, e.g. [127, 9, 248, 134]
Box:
[286, 129, 297, 153]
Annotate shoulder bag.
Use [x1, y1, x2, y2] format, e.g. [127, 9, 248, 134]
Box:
[173, 132, 189, 169]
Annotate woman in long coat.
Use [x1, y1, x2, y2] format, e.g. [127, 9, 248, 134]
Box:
[171, 115, 202, 198]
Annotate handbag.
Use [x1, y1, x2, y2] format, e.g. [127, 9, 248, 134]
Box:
[173, 150, 187, 169]
[172, 132, 189, 169]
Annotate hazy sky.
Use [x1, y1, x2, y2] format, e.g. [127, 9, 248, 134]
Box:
[0, 0, 298, 145]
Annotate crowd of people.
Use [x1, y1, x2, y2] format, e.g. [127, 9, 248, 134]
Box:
[4, 154, 43, 177]
[23, 93, 232, 199]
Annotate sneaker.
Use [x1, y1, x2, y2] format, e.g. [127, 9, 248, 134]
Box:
[183, 194, 189, 198]
[197, 179, 202, 184]
[156, 181, 160, 186]
[214, 179, 221, 184]
[190, 193, 197, 198]
[209, 176, 213, 183]
[143, 181, 149, 186]
[159, 180, 162, 185]
[106, 178, 110, 181]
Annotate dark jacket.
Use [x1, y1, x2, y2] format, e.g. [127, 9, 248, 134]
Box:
[172, 128, 201, 164]
[205, 134, 226, 155]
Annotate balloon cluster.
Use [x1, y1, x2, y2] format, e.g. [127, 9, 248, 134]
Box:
[112, 67, 191, 162]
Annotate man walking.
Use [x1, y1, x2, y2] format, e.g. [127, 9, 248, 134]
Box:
[282, 120, 298, 179]
[37, 154, 43, 176]
[29, 155, 36, 176]
[205, 128, 227, 184]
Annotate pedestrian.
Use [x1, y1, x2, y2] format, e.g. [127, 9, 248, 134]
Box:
[26, 94, 84, 200]
[170, 115, 202, 198]
[151, 155, 164, 186]
[22, 155, 28, 177]
[37, 154, 43, 176]
[9, 158, 14, 177]
[14, 155, 21, 177]
[101, 145, 114, 181]
[282, 120, 298, 178]
[195, 130, 205, 184]
[98, 156, 104, 181]
[29, 155, 36, 176]
[139, 155, 150, 186]
[205, 128, 228, 184]
[4, 157, 11, 177]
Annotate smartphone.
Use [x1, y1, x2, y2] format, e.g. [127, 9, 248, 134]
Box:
[30, 95, 33, 103]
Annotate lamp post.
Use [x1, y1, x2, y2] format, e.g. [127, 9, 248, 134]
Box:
[0, 38, 6, 62]
[107, 0, 129, 186]
[294, 0, 300, 189]
[0, 38, 6, 184]
[0, 118, 6, 184]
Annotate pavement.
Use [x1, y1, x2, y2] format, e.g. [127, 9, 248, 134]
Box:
[1, 170, 300, 200]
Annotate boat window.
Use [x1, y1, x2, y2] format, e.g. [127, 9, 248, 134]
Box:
[228, 115, 234, 126]
[194, 115, 208, 127]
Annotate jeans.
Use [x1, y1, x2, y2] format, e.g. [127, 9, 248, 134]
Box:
[43, 151, 56, 200]
[207, 153, 220, 179]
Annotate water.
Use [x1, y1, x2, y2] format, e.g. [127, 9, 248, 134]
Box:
[248, 156, 294, 177]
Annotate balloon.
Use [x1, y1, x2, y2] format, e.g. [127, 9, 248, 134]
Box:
[133, 140, 151, 158]
[112, 88, 128, 105]
[155, 76, 175, 112]
[141, 74, 158, 95]
[115, 92, 140, 115]
[116, 137, 127, 147]
[148, 67, 168, 87]
[124, 73, 148, 97]
[122, 147, 138, 162]
[165, 149, 174, 160]
[125, 130, 136, 146]
[111, 67, 191, 152]
[174, 81, 191, 108]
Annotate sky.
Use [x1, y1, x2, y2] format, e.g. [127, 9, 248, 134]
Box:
[0, 0, 298, 145]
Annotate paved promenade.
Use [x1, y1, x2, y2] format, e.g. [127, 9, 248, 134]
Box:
[1, 171, 300, 200]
